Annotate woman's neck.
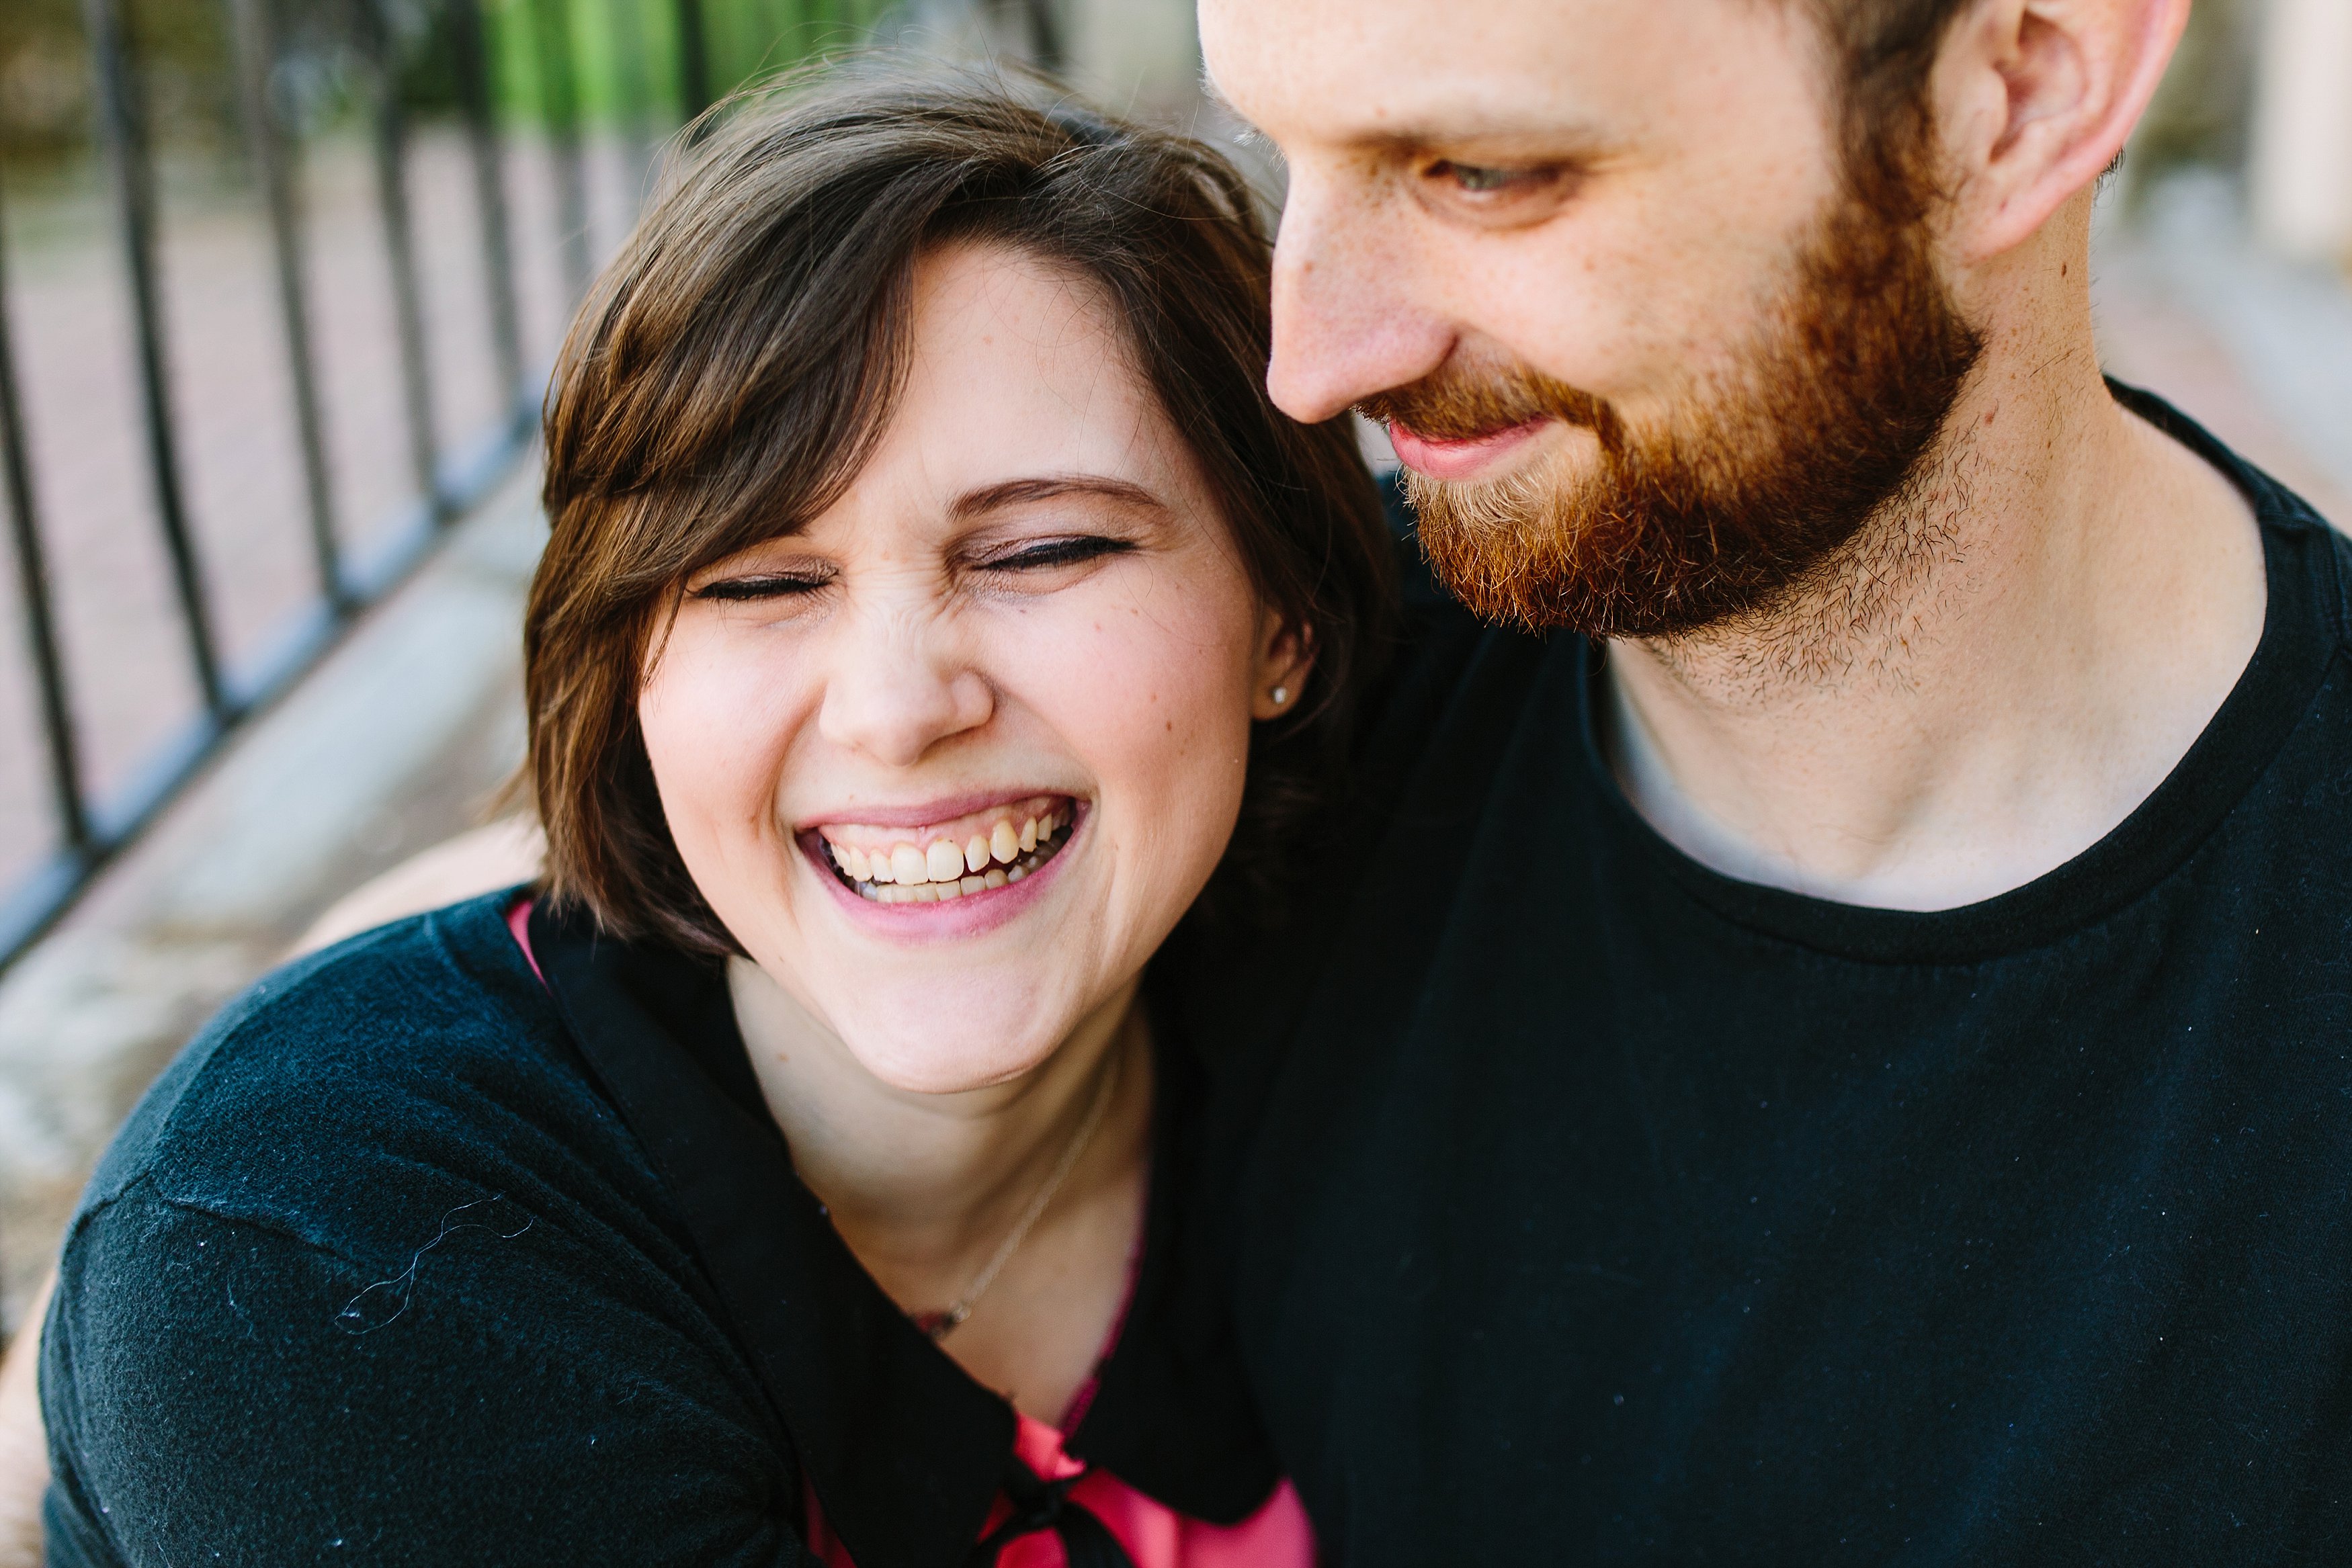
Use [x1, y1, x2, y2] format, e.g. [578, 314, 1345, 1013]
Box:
[728, 958, 1153, 1418]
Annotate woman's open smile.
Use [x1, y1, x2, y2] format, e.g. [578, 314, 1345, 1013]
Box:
[800, 793, 1088, 941]
[810, 793, 1079, 905]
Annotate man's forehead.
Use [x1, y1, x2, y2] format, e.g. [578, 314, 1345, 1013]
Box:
[1199, 0, 1800, 147]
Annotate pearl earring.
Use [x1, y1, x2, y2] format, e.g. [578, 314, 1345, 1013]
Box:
[1270, 685, 1290, 707]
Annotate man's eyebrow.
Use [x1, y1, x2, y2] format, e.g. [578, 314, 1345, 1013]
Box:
[949, 476, 1167, 521]
[1195, 62, 1607, 161]
[1349, 118, 1617, 157]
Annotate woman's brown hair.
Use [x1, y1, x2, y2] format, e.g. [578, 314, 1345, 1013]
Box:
[526, 65, 1396, 954]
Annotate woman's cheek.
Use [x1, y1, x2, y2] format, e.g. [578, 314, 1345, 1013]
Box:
[640, 631, 805, 889]
[1052, 580, 1255, 872]
[1023, 586, 1251, 784]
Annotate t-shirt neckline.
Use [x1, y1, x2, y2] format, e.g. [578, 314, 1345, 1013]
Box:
[1577, 383, 2347, 966]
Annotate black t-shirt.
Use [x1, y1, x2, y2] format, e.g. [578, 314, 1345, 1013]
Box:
[1185, 387, 2352, 1562]
[40, 898, 1275, 1567]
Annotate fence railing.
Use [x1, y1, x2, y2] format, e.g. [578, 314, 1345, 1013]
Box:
[0, 0, 919, 971]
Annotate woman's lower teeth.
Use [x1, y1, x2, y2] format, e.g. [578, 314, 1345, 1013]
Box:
[824, 809, 1067, 903]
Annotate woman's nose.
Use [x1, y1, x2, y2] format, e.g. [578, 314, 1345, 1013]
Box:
[814, 604, 996, 768]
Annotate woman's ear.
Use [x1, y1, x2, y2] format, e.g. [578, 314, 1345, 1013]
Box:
[1250, 613, 1316, 722]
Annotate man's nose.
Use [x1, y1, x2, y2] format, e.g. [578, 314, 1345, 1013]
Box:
[1266, 171, 1454, 425]
[815, 604, 995, 769]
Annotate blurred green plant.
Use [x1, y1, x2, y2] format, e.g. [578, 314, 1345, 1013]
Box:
[0, 0, 898, 166]
[485, 0, 896, 128]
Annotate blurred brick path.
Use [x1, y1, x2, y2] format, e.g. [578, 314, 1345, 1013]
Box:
[0, 126, 652, 900]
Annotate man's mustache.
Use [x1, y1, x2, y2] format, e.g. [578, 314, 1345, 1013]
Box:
[1358, 365, 1623, 457]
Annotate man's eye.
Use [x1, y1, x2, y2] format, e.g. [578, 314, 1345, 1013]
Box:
[1443, 162, 1520, 193]
[987, 537, 1134, 572]
[692, 574, 830, 601]
[1426, 160, 1566, 198]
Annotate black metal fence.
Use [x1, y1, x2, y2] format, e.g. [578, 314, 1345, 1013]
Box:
[0, 0, 942, 971]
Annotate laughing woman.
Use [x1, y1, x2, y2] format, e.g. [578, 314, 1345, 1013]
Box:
[36, 75, 1391, 1568]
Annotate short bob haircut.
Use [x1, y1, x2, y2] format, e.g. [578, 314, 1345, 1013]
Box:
[523, 67, 1397, 955]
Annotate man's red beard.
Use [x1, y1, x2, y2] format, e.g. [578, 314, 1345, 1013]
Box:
[1360, 193, 1983, 640]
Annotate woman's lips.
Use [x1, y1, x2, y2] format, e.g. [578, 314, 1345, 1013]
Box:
[1386, 417, 1550, 482]
[801, 800, 1083, 937]
[813, 795, 1070, 894]
[805, 794, 1079, 912]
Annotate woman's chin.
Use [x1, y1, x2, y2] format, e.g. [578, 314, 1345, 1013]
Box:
[842, 1017, 1073, 1097]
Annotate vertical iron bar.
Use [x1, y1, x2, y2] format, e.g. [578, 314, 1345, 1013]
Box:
[675, 0, 712, 123]
[228, 0, 346, 611]
[355, 0, 443, 516]
[445, 0, 527, 421]
[0, 183, 91, 853]
[77, 0, 228, 717]
[530, 0, 593, 302]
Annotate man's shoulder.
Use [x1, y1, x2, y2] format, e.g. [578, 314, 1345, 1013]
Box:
[72, 892, 628, 1262]
[2240, 446, 2352, 660]
[2113, 380, 2352, 652]
[2300, 500, 2352, 654]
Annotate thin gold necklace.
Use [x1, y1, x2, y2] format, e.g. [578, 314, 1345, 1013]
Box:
[913, 1046, 1122, 1341]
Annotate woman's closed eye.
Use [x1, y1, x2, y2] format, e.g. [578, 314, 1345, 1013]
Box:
[686, 537, 1133, 606]
[980, 535, 1137, 574]
[691, 570, 833, 603]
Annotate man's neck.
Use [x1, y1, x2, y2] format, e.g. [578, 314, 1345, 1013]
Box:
[1601, 286, 2266, 911]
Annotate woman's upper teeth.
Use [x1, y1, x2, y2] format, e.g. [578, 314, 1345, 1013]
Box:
[819, 799, 1069, 895]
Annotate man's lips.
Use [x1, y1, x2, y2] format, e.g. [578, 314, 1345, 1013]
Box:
[1386, 418, 1550, 482]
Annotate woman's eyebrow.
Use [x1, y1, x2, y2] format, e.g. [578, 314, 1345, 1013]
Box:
[949, 476, 1167, 521]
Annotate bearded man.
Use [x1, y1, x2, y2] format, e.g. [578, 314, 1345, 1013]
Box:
[1187, 0, 2352, 1556]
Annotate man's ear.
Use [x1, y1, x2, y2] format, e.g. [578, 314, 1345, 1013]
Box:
[1250, 614, 1316, 722]
[1933, 0, 2188, 259]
